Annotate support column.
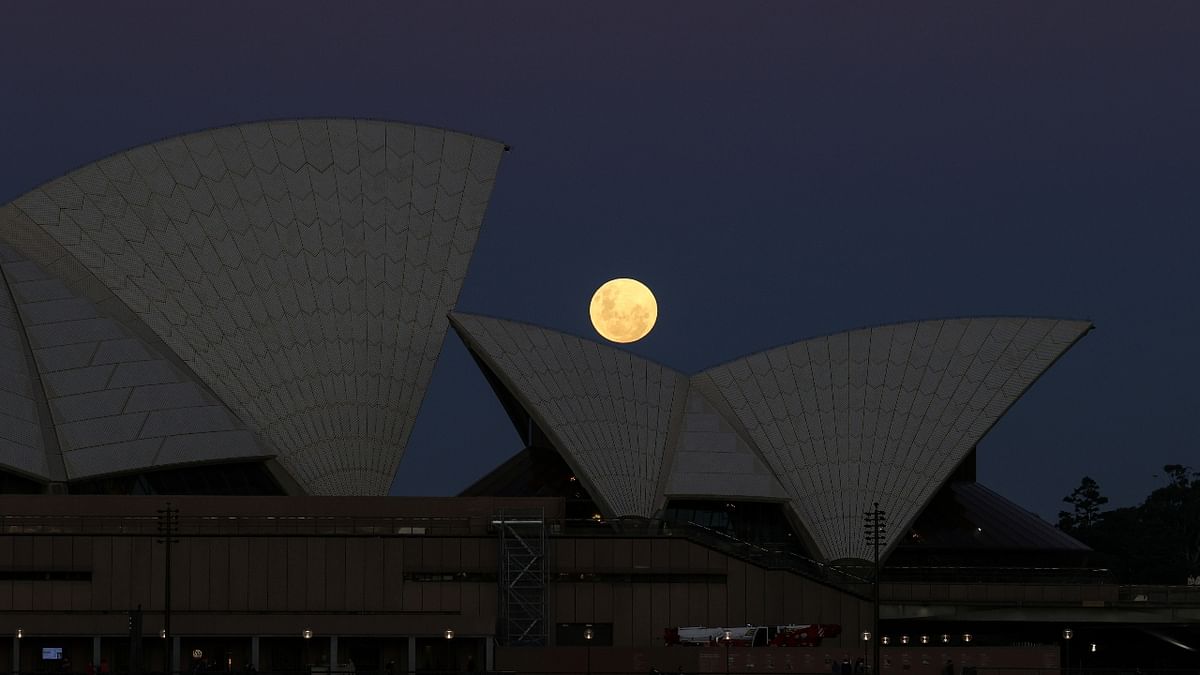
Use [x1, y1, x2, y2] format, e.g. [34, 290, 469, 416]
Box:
[12, 636, 19, 674]
[171, 636, 181, 675]
[250, 637, 260, 670]
[92, 637, 101, 670]
[329, 636, 338, 671]
[406, 637, 416, 675]
[485, 637, 494, 671]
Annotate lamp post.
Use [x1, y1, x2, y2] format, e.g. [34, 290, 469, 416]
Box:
[1062, 628, 1072, 675]
[861, 631, 870, 667]
[723, 630, 732, 675]
[863, 503, 887, 675]
[584, 628, 593, 675]
[156, 503, 179, 675]
[444, 629, 454, 673]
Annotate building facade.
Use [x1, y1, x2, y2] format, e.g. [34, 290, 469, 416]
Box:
[4, 119, 1194, 670]
[0, 496, 870, 674]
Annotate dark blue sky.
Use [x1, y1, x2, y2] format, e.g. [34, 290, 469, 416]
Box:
[3, 2, 1197, 520]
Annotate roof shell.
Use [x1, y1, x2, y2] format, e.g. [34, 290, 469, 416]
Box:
[0, 119, 505, 494]
[451, 312, 689, 518]
[697, 316, 1091, 561]
[455, 313, 1091, 562]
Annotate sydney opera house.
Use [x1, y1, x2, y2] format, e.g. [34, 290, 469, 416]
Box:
[0, 119, 1192, 673]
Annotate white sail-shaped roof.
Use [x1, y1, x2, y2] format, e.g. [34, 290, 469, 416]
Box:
[0, 246, 54, 481]
[458, 314, 1089, 562]
[451, 313, 689, 518]
[696, 317, 1091, 561]
[0, 119, 504, 494]
[660, 385, 788, 502]
[0, 244, 271, 481]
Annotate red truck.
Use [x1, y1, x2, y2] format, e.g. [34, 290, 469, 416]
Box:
[664, 624, 842, 647]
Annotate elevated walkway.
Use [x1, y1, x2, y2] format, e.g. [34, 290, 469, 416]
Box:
[882, 581, 1200, 623]
[556, 517, 872, 599]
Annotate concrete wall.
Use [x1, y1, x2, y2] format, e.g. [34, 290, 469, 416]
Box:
[548, 537, 868, 648]
[0, 496, 867, 651]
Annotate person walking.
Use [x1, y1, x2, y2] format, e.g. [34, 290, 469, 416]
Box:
[941, 659, 956, 675]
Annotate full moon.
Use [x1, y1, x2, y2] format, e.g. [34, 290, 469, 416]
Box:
[589, 278, 658, 343]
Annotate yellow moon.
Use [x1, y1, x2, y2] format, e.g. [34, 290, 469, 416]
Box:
[589, 278, 658, 343]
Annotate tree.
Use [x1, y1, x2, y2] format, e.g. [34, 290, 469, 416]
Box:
[1162, 464, 1195, 489]
[1058, 476, 1108, 533]
[1142, 465, 1200, 579]
[1058, 465, 1200, 583]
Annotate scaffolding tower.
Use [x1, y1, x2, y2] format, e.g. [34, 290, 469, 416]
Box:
[493, 509, 547, 646]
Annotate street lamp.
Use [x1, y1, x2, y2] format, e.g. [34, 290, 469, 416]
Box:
[156, 503, 179, 675]
[1063, 628, 1072, 674]
[584, 628, 594, 675]
[863, 503, 887, 675]
[723, 630, 733, 675]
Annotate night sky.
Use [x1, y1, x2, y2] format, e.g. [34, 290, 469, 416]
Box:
[3, 2, 1198, 520]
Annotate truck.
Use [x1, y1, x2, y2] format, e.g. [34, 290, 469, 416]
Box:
[663, 624, 842, 647]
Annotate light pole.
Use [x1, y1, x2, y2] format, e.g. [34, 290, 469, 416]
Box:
[444, 629, 454, 673]
[863, 503, 887, 675]
[156, 503, 179, 675]
[722, 630, 732, 675]
[1062, 628, 1072, 675]
[584, 627, 593, 675]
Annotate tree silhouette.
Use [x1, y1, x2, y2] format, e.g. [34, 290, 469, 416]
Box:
[1058, 466, 1200, 582]
[1058, 476, 1108, 533]
[1141, 465, 1200, 579]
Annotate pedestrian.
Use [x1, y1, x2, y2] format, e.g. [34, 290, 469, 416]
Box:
[941, 659, 955, 675]
[854, 657, 866, 674]
[840, 656, 852, 675]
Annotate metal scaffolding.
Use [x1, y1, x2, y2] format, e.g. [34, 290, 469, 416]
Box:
[493, 510, 547, 646]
